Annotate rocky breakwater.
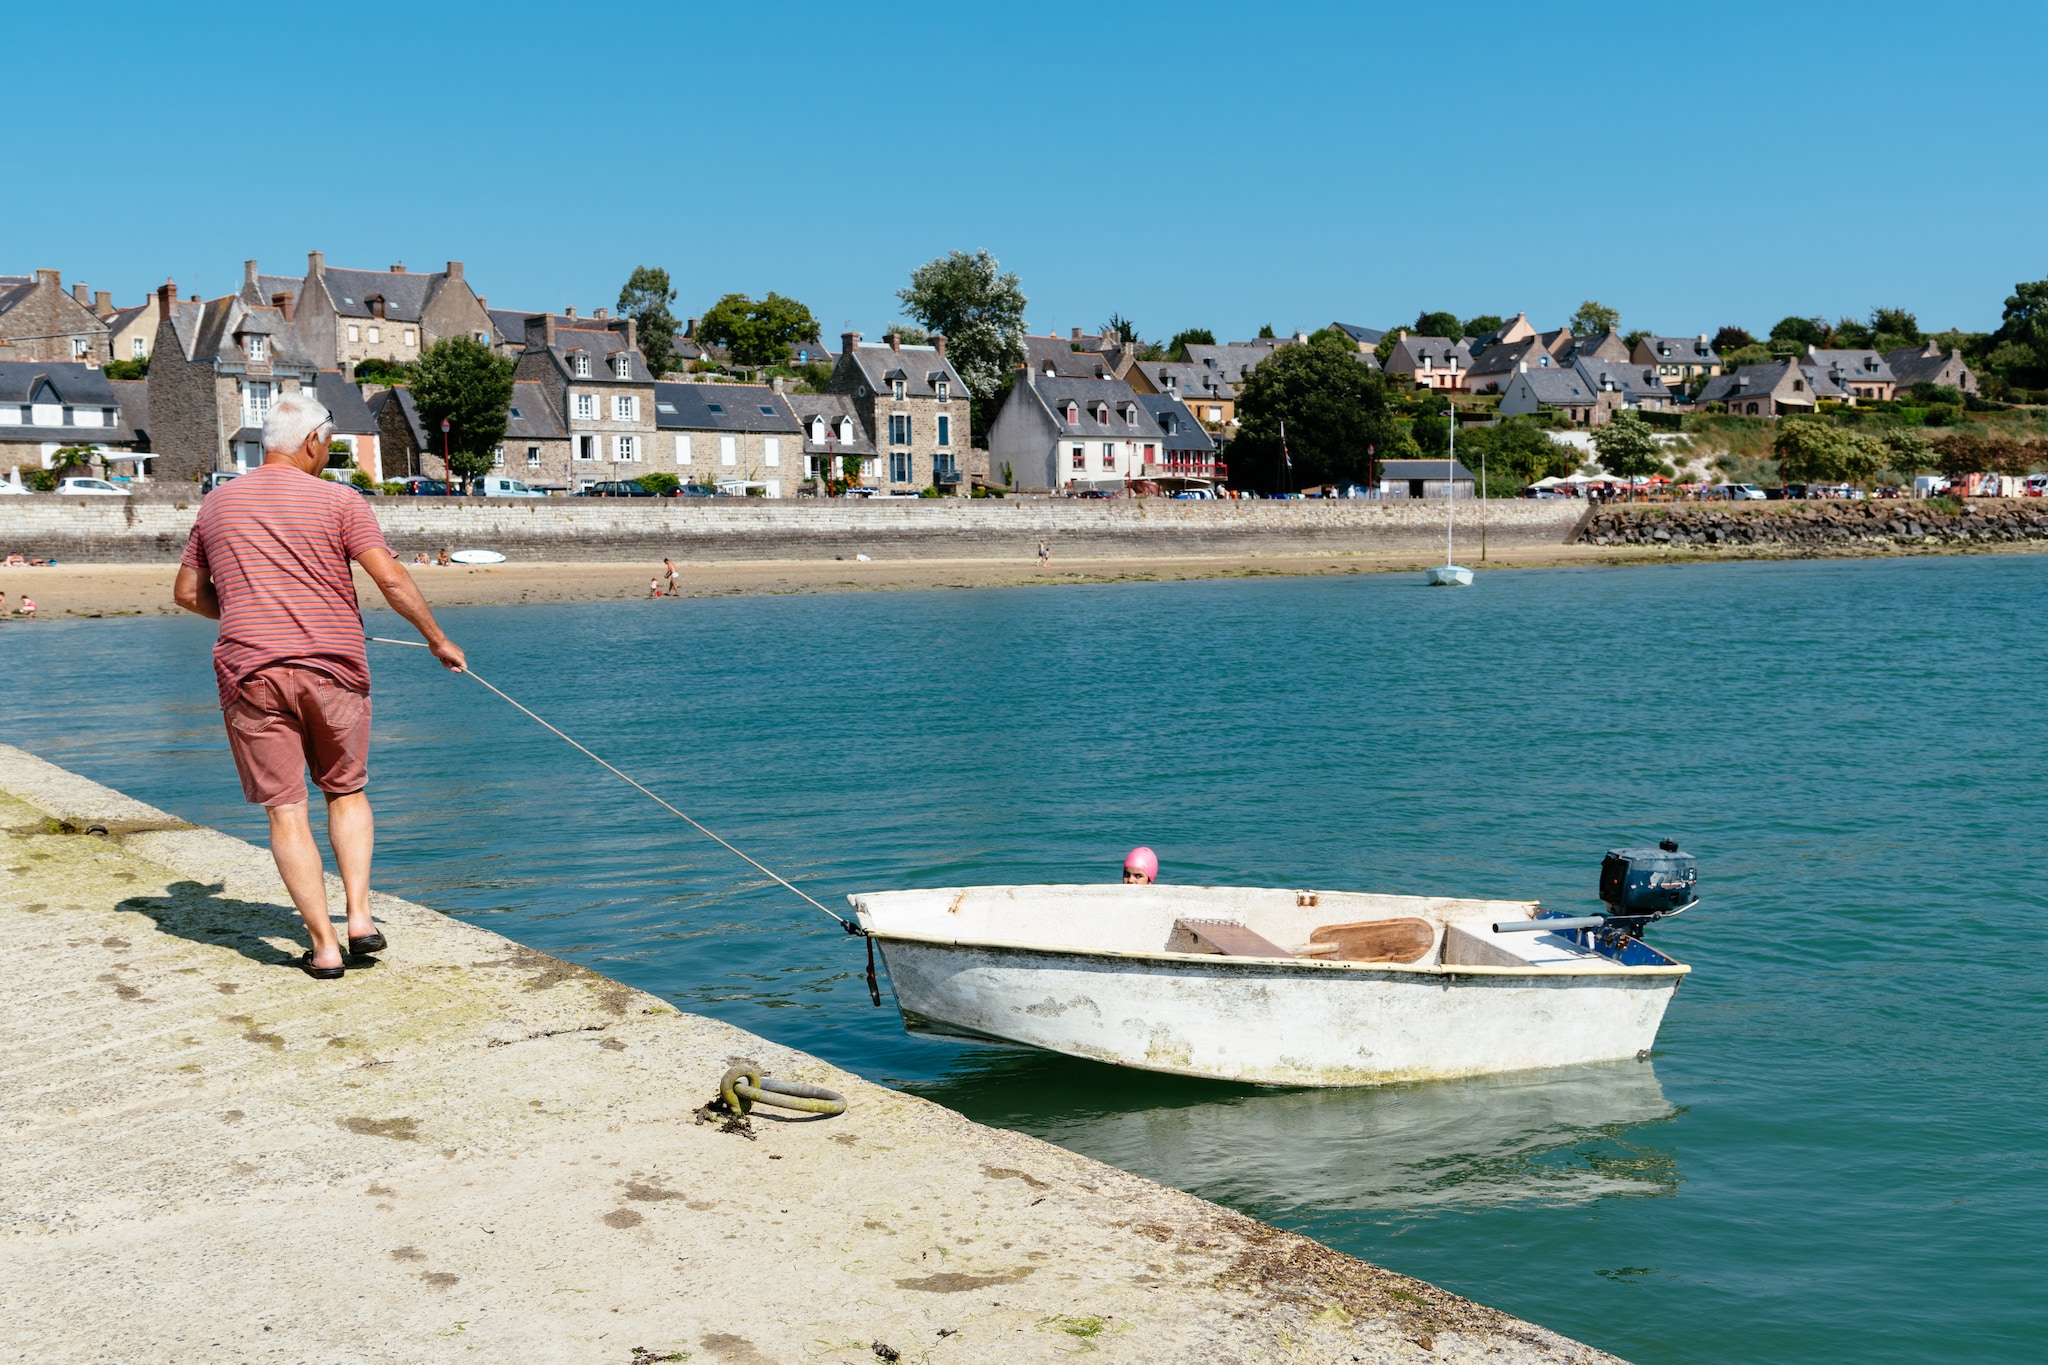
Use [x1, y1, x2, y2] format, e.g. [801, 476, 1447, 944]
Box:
[1573, 499, 2048, 554]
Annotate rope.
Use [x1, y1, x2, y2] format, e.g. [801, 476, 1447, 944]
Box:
[369, 636, 858, 934]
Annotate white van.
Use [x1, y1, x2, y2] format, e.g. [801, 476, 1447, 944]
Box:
[477, 476, 545, 498]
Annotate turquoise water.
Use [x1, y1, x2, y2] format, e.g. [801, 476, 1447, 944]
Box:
[4, 556, 2044, 1364]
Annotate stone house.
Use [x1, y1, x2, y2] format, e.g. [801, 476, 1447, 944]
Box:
[654, 380, 803, 497]
[0, 270, 111, 364]
[1127, 360, 1238, 431]
[1695, 361, 1820, 417]
[146, 282, 321, 482]
[1802, 347, 1895, 403]
[1568, 331, 1633, 364]
[371, 379, 567, 487]
[1328, 322, 1386, 354]
[826, 332, 972, 493]
[102, 302, 157, 365]
[1465, 328, 1576, 394]
[986, 371, 1174, 492]
[1572, 357, 1675, 414]
[513, 315, 657, 493]
[0, 360, 144, 475]
[1631, 335, 1721, 394]
[786, 392, 877, 487]
[1024, 333, 1129, 381]
[1382, 333, 1474, 390]
[244, 254, 495, 374]
[1496, 365, 1612, 426]
[1885, 341, 1979, 397]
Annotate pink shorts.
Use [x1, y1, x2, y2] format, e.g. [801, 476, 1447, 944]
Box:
[224, 666, 371, 806]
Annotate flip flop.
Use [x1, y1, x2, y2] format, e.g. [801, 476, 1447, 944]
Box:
[295, 950, 345, 980]
[348, 931, 388, 956]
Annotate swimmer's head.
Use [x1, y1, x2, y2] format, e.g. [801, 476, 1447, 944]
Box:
[1122, 846, 1158, 884]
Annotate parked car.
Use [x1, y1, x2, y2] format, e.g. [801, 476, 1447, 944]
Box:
[574, 480, 656, 498]
[477, 475, 545, 498]
[395, 477, 451, 496]
[56, 476, 130, 497]
[200, 471, 240, 496]
[1709, 483, 1767, 501]
[668, 483, 720, 498]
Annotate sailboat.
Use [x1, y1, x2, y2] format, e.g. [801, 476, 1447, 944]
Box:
[1424, 408, 1473, 586]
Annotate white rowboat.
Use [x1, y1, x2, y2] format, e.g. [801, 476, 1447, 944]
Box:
[852, 884, 1689, 1087]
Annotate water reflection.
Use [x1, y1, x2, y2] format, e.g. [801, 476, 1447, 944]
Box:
[910, 1048, 1682, 1214]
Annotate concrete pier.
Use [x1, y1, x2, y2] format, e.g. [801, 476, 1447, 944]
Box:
[0, 744, 1623, 1364]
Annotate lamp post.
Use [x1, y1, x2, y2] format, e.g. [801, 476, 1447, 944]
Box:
[439, 417, 452, 495]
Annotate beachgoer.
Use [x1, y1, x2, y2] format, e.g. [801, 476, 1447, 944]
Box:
[664, 558, 679, 597]
[412, 551, 428, 566]
[436, 546, 451, 567]
[0, 591, 7, 616]
[173, 392, 465, 980]
[649, 577, 662, 598]
[1038, 540, 1050, 566]
[1122, 846, 1158, 885]
[4, 553, 22, 567]
[18, 596, 34, 618]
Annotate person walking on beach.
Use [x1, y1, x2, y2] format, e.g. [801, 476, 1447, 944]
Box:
[173, 392, 466, 980]
[1037, 540, 1050, 567]
[663, 558, 679, 598]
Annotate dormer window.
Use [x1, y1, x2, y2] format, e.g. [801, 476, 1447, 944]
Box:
[811, 416, 826, 441]
[1065, 402, 1079, 425]
[614, 354, 631, 378]
[936, 381, 948, 402]
[572, 352, 591, 377]
[837, 417, 853, 443]
[247, 335, 266, 362]
[1124, 405, 1137, 427]
[892, 379, 905, 401]
[1044, 362, 1056, 376]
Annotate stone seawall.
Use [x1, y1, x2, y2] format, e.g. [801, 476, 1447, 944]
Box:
[1, 497, 1584, 564]
[1571, 499, 2048, 550]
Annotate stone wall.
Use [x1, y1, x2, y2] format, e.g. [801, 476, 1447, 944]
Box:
[1573, 499, 2048, 549]
[0, 496, 1582, 564]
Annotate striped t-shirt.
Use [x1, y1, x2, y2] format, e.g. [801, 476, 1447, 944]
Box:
[180, 465, 391, 708]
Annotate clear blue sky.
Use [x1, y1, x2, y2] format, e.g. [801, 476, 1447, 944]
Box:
[15, 2, 2044, 343]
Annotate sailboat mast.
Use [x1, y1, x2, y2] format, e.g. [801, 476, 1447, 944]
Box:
[1446, 405, 1455, 565]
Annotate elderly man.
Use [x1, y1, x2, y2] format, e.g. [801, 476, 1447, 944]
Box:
[175, 392, 465, 979]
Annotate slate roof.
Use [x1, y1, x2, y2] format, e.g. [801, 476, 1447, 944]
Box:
[1573, 357, 1672, 403]
[1133, 394, 1217, 454]
[1467, 335, 1553, 379]
[1639, 335, 1719, 364]
[1025, 335, 1118, 379]
[367, 387, 425, 449]
[1331, 321, 1387, 346]
[1885, 343, 1974, 390]
[1023, 377, 1169, 441]
[1181, 343, 1281, 388]
[785, 392, 875, 455]
[1804, 347, 1895, 385]
[1697, 361, 1822, 406]
[0, 360, 119, 406]
[108, 380, 148, 441]
[104, 303, 153, 335]
[842, 343, 966, 399]
[313, 372, 381, 435]
[1571, 331, 1632, 363]
[1507, 367, 1598, 406]
[320, 267, 440, 322]
[1134, 360, 1233, 400]
[176, 297, 318, 370]
[652, 382, 800, 433]
[1379, 459, 1474, 481]
[545, 327, 655, 383]
[0, 280, 34, 318]
[1383, 335, 1472, 373]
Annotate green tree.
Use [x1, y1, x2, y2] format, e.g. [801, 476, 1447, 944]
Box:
[1622, 329, 1650, 353]
[695, 292, 820, 367]
[618, 266, 681, 377]
[353, 357, 414, 386]
[1229, 331, 1400, 493]
[1774, 419, 1884, 485]
[1373, 332, 1401, 364]
[409, 336, 515, 489]
[1712, 325, 1755, 354]
[637, 471, 680, 496]
[883, 321, 930, 345]
[1830, 316, 1874, 348]
[102, 356, 148, 381]
[1591, 410, 1663, 479]
[896, 249, 1029, 438]
[1461, 314, 1504, 339]
[1881, 428, 1932, 479]
[1413, 310, 1461, 339]
[1103, 313, 1143, 349]
[47, 445, 99, 478]
[1463, 421, 1576, 484]
[1570, 300, 1620, 337]
[1769, 315, 1827, 348]
[1411, 411, 1451, 455]
[1166, 327, 1213, 360]
[1993, 278, 2048, 372]
[1256, 323, 1276, 339]
[1871, 307, 1920, 344]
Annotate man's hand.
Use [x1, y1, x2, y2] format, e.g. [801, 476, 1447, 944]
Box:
[356, 547, 463, 671]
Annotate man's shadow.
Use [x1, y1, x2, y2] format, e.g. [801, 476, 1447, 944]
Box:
[118, 880, 358, 969]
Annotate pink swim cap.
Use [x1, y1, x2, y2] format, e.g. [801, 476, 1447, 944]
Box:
[1124, 846, 1158, 879]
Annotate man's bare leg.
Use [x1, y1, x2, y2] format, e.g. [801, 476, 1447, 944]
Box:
[326, 790, 375, 940]
[266, 802, 342, 969]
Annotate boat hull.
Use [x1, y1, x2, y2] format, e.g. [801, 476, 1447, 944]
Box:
[877, 939, 1678, 1087]
[1425, 564, 1474, 586]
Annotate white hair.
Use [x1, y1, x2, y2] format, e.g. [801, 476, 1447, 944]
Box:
[263, 391, 333, 455]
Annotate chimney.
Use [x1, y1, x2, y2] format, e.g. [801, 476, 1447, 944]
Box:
[36, 268, 59, 287]
[1294, 331, 1308, 344]
[188, 292, 199, 302]
[622, 316, 637, 352]
[1071, 327, 1082, 341]
[308, 250, 324, 276]
[1396, 329, 1407, 340]
[390, 263, 407, 273]
[271, 292, 294, 323]
[72, 282, 90, 306]
[565, 306, 576, 318]
[94, 290, 112, 317]
[243, 260, 259, 292]
[156, 280, 175, 322]
[446, 261, 463, 283]
[887, 332, 901, 352]
[476, 295, 487, 310]
[771, 376, 784, 394]
[685, 316, 699, 337]
[594, 307, 609, 319]
[1017, 363, 1033, 390]
[1698, 333, 1709, 344]
[841, 330, 860, 355]
[932, 333, 946, 357]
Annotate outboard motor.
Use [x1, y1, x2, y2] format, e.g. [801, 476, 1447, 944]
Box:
[1493, 838, 1698, 940]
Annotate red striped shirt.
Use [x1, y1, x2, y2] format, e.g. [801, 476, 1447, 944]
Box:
[180, 465, 391, 708]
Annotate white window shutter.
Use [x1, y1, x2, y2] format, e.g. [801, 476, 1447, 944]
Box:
[764, 437, 780, 467]
[677, 434, 692, 465]
[720, 435, 737, 466]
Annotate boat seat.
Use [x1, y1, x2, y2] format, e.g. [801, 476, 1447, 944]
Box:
[1303, 917, 1437, 964]
[1169, 918, 1296, 959]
